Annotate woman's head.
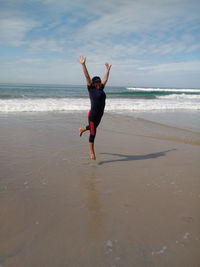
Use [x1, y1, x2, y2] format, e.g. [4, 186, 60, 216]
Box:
[92, 76, 101, 89]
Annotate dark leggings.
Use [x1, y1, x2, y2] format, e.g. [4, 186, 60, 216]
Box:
[86, 111, 103, 143]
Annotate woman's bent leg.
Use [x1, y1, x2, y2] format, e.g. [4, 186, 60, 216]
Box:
[79, 112, 90, 137]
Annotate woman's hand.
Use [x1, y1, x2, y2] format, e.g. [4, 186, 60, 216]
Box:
[79, 56, 86, 65]
[105, 63, 112, 71]
[79, 56, 91, 85]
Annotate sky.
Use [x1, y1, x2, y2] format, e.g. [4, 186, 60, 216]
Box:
[0, 0, 200, 87]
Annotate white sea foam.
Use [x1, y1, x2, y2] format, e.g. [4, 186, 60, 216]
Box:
[157, 94, 200, 100]
[152, 246, 167, 255]
[0, 97, 199, 112]
[0, 98, 90, 112]
[106, 98, 200, 111]
[127, 87, 200, 93]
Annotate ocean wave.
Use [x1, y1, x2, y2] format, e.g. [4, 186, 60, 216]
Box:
[127, 88, 200, 93]
[157, 94, 200, 100]
[0, 98, 89, 112]
[0, 98, 200, 112]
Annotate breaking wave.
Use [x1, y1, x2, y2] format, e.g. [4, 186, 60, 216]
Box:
[0, 98, 199, 112]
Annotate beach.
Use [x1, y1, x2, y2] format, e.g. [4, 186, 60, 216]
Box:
[1, 0, 200, 264]
[0, 112, 199, 267]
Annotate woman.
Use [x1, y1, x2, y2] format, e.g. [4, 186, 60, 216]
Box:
[79, 56, 112, 160]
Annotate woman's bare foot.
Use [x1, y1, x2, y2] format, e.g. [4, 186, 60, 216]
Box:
[89, 142, 96, 160]
[89, 152, 96, 160]
[79, 127, 86, 137]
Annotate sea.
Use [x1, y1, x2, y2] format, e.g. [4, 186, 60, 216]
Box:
[0, 83, 200, 131]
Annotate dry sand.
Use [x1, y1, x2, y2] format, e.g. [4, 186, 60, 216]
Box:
[0, 112, 200, 267]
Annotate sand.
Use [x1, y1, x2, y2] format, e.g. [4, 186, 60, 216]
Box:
[0, 112, 200, 267]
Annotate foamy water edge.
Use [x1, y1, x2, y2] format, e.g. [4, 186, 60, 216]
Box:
[0, 98, 199, 112]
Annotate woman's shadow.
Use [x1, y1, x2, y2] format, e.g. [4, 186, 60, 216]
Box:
[98, 149, 176, 165]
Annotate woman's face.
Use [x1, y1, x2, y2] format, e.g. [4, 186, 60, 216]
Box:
[93, 81, 101, 89]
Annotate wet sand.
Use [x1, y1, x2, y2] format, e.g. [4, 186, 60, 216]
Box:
[0, 112, 200, 267]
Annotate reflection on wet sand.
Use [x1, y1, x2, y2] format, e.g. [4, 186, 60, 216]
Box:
[85, 166, 104, 240]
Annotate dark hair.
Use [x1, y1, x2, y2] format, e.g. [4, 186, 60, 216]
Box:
[92, 76, 101, 83]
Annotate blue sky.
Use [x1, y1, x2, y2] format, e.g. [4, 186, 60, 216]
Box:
[0, 0, 200, 87]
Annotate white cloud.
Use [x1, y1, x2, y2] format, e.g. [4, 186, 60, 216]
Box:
[138, 61, 200, 72]
[0, 0, 199, 87]
[61, 0, 200, 63]
[75, 0, 199, 39]
[0, 17, 38, 46]
[27, 38, 65, 53]
[1, 0, 199, 55]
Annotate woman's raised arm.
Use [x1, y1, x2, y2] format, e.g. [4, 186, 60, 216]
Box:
[79, 56, 92, 86]
[102, 63, 112, 86]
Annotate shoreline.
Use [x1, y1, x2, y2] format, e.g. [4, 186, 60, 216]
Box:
[0, 110, 200, 132]
[0, 111, 200, 146]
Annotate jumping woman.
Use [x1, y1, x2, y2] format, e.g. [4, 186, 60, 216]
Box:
[79, 56, 112, 160]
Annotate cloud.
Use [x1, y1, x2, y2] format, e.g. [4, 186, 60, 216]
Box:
[138, 60, 200, 72]
[27, 38, 65, 53]
[0, 17, 38, 46]
[0, 0, 199, 86]
[1, 0, 199, 55]
[42, 0, 199, 65]
[75, 0, 199, 38]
